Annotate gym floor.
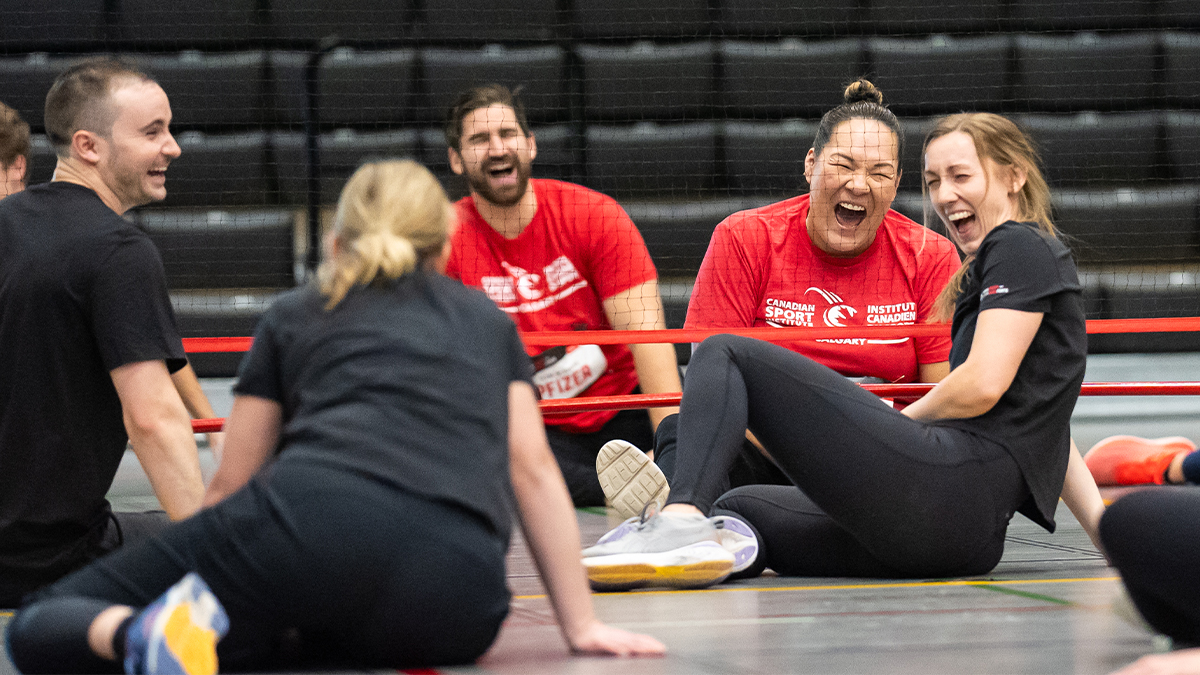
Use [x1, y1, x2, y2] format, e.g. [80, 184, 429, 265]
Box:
[2, 352, 1197, 675]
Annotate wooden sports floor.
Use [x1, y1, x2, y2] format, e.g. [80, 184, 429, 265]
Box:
[2, 352, 1197, 675]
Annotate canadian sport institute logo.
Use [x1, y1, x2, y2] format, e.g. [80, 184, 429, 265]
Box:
[480, 256, 589, 313]
[763, 287, 913, 346]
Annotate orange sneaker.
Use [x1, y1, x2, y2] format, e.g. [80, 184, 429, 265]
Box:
[1083, 435, 1196, 486]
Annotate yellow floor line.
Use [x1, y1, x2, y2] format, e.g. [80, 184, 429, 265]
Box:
[514, 575, 1120, 600]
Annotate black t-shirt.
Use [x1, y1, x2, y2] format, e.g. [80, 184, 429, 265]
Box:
[234, 270, 534, 542]
[941, 221, 1086, 531]
[0, 182, 186, 589]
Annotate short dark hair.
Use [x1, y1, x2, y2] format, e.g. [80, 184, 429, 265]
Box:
[811, 79, 903, 163]
[444, 84, 531, 152]
[44, 57, 154, 156]
[0, 101, 30, 170]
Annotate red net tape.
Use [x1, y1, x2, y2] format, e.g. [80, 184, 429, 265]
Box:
[181, 317, 1200, 353]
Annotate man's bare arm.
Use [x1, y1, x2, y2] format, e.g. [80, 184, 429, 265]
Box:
[111, 360, 204, 519]
[170, 362, 225, 462]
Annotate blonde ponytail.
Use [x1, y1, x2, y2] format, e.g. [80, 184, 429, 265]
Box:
[319, 160, 450, 310]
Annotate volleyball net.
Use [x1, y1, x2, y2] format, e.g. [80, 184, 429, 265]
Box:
[2, 2, 1199, 374]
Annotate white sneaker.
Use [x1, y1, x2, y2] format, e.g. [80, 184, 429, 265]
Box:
[582, 512, 734, 591]
[596, 440, 670, 519]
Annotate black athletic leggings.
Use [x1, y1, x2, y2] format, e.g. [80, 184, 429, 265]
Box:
[667, 335, 1031, 579]
[5, 461, 510, 673]
[1100, 488, 1200, 646]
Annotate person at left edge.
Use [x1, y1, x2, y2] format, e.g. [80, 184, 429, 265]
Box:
[0, 99, 226, 476]
[0, 58, 205, 608]
[443, 84, 682, 507]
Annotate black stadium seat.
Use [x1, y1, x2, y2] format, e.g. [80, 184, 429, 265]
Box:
[0, 54, 84, 132]
[162, 131, 270, 208]
[1053, 186, 1199, 264]
[865, 0, 1003, 35]
[624, 197, 772, 277]
[273, 128, 421, 205]
[897, 116, 938, 191]
[719, 39, 861, 119]
[267, 51, 308, 128]
[24, 135, 58, 187]
[585, 122, 718, 199]
[134, 51, 267, 130]
[1015, 112, 1159, 185]
[1014, 32, 1158, 112]
[719, 0, 857, 37]
[1163, 32, 1200, 108]
[168, 289, 282, 376]
[422, 45, 567, 123]
[724, 120, 817, 195]
[115, 0, 259, 48]
[423, 0, 558, 42]
[1008, 0, 1156, 31]
[867, 35, 1010, 115]
[0, 0, 106, 51]
[136, 209, 296, 290]
[1164, 112, 1200, 183]
[578, 41, 715, 122]
[572, 0, 709, 40]
[318, 49, 418, 128]
[1161, 0, 1200, 29]
[267, 0, 414, 44]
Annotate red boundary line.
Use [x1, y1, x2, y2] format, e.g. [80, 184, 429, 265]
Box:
[189, 382, 1200, 433]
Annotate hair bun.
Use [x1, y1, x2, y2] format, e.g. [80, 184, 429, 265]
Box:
[843, 79, 884, 106]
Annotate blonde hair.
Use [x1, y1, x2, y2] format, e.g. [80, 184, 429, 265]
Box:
[924, 113, 1056, 322]
[318, 160, 451, 310]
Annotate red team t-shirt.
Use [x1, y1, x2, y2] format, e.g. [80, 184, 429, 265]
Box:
[446, 179, 657, 433]
[685, 194, 960, 382]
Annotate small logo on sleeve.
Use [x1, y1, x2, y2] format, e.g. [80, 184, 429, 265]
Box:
[980, 284, 1010, 300]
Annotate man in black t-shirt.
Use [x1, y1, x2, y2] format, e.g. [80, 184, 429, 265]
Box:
[0, 59, 206, 606]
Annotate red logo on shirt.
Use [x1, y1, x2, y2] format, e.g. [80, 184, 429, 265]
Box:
[980, 285, 1010, 300]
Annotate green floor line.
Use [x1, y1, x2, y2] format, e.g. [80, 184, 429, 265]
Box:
[576, 506, 608, 516]
[976, 584, 1073, 606]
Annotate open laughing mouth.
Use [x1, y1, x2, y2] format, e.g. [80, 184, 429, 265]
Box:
[948, 210, 976, 237]
[834, 201, 866, 228]
[485, 160, 517, 185]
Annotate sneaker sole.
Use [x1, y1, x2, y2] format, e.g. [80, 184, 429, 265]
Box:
[148, 574, 228, 675]
[712, 516, 759, 574]
[597, 440, 669, 520]
[584, 542, 734, 591]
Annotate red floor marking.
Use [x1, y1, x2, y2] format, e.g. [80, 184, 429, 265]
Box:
[399, 669, 443, 674]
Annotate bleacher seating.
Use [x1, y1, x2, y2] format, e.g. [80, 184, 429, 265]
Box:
[867, 35, 1010, 116]
[134, 51, 267, 130]
[422, 45, 567, 123]
[2, 2, 1198, 353]
[724, 120, 817, 195]
[163, 131, 271, 208]
[1015, 112, 1160, 185]
[585, 122, 719, 198]
[719, 39, 861, 119]
[1014, 32, 1158, 111]
[718, 0, 856, 37]
[136, 209, 297, 289]
[577, 42, 716, 121]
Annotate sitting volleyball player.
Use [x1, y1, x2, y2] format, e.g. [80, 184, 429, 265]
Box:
[5, 160, 665, 673]
[442, 84, 682, 508]
[582, 113, 1098, 591]
[596, 80, 960, 519]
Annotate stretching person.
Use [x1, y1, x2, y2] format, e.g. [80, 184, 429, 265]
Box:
[1102, 489, 1200, 674]
[5, 161, 665, 673]
[582, 113, 1089, 590]
[598, 80, 961, 518]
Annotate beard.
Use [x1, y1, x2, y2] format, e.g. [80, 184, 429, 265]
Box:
[465, 153, 533, 207]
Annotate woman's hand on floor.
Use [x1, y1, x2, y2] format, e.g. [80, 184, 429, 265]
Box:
[568, 619, 666, 657]
[1112, 649, 1200, 675]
